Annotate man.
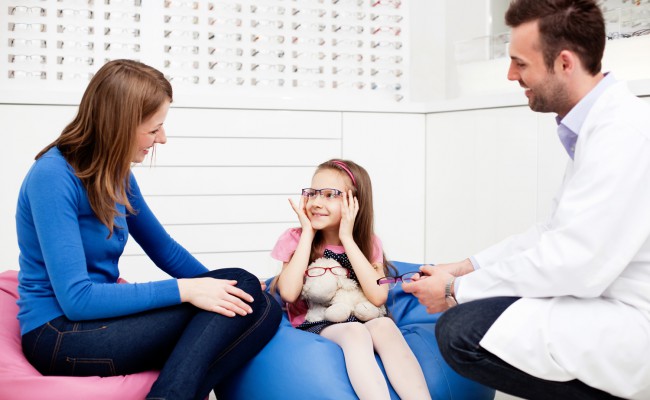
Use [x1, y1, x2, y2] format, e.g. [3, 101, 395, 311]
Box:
[403, 1, 650, 399]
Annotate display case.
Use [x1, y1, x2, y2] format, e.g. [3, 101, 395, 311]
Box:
[1, 0, 409, 107]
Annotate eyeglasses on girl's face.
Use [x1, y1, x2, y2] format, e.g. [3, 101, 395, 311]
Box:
[376, 271, 420, 289]
[301, 188, 343, 200]
[305, 266, 350, 277]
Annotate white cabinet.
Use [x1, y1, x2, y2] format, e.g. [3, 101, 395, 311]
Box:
[425, 106, 565, 263]
[1, 106, 343, 281]
[126, 109, 343, 281]
[342, 112, 426, 264]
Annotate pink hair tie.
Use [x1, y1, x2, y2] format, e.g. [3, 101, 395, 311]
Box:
[331, 160, 356, 187]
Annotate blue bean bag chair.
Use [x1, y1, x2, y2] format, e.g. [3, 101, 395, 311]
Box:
[216, 261, 495, 400]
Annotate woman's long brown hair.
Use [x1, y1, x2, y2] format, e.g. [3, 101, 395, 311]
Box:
[36, 59, 173, 236]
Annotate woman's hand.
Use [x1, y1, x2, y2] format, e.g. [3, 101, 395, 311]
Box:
[289, 196, 314, 236]
[339, 190, 359, 243]
[178, 278, 254, 317]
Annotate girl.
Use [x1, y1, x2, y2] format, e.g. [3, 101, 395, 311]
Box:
[16, 59, 281, 400]
[272, 159, 431, 400]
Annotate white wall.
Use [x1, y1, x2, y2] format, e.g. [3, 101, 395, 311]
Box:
[3, 0, 650, 282]
[1, 105, 76, 271]
[0, 105, 426, 281]
[123, 108, 342, 281]
[342, 112, 426, 263]
[426, 96, 650, 263]
[425, 106, 566, 263]
[4, 98, 649, 278]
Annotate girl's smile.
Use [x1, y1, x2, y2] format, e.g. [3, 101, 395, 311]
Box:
[306, 170, 349, 234]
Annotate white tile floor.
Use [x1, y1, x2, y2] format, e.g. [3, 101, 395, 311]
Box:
[496, 392, 525, 400]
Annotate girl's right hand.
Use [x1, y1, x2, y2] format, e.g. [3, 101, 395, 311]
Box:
[289, 196, 314, 235]
[178, 277, 254, 317]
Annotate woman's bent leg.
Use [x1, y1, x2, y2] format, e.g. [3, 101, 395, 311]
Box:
[147, 268, 282, 400]
[22, 304, 196, 377]
[22, 268, 281, 400]
[366, 317, 431, 400]
[320, 322, 390, 400]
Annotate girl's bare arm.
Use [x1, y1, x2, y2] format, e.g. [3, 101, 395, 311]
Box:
[276, 231, 314, 302]
[277, 197, 315, 302]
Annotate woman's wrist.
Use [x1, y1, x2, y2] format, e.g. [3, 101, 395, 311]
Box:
[177, 279, 197, 303]
[177, 279, 189, 302]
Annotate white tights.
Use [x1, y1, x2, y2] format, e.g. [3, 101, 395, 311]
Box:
[320, 317, 431, 400]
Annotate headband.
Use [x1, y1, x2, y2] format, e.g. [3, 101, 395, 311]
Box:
[331, 160, 356, 187]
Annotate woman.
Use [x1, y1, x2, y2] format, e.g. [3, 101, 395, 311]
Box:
[15, 59, 281, 400]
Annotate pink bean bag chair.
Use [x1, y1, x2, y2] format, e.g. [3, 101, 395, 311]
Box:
[0, 270, 159, 400]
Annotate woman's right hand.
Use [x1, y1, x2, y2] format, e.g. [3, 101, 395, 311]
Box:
[289, 196, 314, 236]
[177, 278, 254, 317]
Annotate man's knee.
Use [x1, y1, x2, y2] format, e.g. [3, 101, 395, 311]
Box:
[435, 306, 467, 364]
[436, 297, 520, 368]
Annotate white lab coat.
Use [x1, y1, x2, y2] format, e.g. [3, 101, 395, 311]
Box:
[456, 81, 650, 399]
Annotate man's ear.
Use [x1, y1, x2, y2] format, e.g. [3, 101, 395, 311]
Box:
[557, 50, 576, 73]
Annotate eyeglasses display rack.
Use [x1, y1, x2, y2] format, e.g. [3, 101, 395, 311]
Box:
[1, 0, 409, 106]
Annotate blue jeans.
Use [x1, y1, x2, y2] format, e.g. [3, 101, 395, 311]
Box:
[22, 268, 282, 400]
[435, 297, 623, 400]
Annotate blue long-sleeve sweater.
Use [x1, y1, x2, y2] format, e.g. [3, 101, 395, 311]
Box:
[16, 147, 208, 335]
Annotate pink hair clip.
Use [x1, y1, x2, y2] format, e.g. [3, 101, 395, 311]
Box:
[331, 160, 356, 187]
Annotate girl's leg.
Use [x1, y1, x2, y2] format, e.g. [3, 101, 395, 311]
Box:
[366, 317, 432, 400]
[320, 322, 391, 400]
[22, 268, 281, 400]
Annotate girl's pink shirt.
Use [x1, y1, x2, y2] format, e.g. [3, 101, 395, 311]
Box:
[270, 227, 384, 326]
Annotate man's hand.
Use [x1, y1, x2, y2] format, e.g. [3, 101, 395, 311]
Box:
[434, 258, 475, 277]
[402, 265, 455, 314]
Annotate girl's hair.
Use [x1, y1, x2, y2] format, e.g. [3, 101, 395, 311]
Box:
[309, 159, 395, 275]
[36, 59, 173, 236]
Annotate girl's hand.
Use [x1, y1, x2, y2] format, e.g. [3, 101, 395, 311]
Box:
[178, 277, 254, 317]
[289, 196, 314, 236]
[339, 190, 359, 242]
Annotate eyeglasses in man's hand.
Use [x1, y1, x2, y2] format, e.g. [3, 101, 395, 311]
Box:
[376, 271, 424, 289]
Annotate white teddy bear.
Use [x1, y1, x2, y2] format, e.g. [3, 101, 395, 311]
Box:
[301, 257, 386, 323]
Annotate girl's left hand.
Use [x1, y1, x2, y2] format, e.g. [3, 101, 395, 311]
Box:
[339, 189, 359, 242]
